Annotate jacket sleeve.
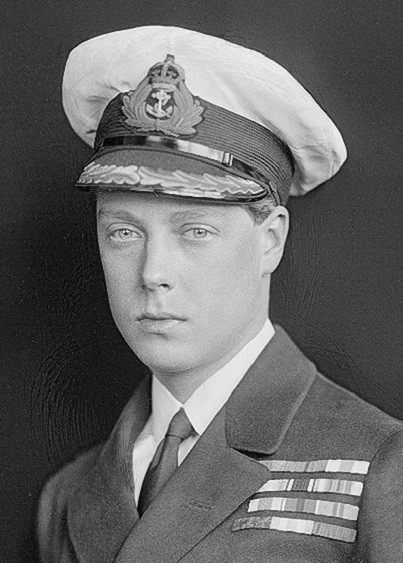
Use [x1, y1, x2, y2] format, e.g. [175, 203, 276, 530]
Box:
[357, 427, 403, 562]
[37, 471, 68, 563]
[37, 447, 102, 562]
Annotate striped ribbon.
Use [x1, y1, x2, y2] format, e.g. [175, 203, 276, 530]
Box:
[233, 515, 356, 543]
[259, 459, 369, 475]
[257, 478, 363, 496]
[248, 496, 359, 521]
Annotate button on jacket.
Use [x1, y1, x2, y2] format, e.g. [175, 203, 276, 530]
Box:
[37, 327, 403, 562]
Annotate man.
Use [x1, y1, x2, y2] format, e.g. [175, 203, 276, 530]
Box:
[37, 26, 403, 562]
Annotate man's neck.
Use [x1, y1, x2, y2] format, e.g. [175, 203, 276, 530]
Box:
[152, 319, 273, 403]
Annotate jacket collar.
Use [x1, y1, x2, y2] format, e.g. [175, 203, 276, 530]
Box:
[226, 324, 316, 454]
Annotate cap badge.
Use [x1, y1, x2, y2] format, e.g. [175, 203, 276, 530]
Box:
[122, 55, 204, 137]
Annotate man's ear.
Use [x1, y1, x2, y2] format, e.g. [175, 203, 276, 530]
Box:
[259, 205, 289, 275]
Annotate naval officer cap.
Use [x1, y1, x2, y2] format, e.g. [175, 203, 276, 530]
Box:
[63, 26, 347, 205]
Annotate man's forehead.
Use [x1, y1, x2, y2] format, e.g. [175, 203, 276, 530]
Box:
[96, 192, 237, 222]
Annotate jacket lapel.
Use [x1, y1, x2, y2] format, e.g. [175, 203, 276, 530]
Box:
[115, 326, 316, 562]
[67, 375, 151, 563]
[115, 408, 270, 563]
[226, 325, 316, 454]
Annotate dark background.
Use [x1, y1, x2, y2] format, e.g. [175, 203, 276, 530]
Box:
[1, 0, 402, 560]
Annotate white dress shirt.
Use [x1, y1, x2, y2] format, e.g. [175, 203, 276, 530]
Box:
[132, 319, 275, 502]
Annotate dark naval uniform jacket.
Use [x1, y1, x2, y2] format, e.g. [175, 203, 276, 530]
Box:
[38, 327, 403, 562]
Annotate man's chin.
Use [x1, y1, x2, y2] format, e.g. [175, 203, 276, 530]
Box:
[138, 356, 196, 378]
[128, 339, 197, 375]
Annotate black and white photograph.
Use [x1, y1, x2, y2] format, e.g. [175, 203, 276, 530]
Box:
[1, 1, 402, 561]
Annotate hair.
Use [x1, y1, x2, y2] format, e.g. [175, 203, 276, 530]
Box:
[243, 195, 278, 225]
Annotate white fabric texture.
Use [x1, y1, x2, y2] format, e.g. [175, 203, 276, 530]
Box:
[62, 26, 347, 195]
[132, 319, 275, 503]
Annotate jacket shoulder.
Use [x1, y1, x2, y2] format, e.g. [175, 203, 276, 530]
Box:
[37, 445, 102, 562]
[284, 369, 403, 459]
[314, 371, 401, 440]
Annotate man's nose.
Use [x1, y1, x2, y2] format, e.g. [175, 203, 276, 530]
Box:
[141, 238, 174, 292]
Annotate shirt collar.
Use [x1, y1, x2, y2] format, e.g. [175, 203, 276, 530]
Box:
[151, 319, 275, 440]
[151, 377, 182, 443]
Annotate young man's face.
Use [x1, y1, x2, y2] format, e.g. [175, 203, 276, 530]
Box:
[97, 191, 286, 379]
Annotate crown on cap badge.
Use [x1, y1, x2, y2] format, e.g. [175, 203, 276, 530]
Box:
[122, 55, 205, 137]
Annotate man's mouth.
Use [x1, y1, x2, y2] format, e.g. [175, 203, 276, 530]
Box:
[138, 313, 185, 321]
[136, 312, 186, 333]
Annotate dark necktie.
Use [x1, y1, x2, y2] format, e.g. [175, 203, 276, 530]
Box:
[137, 408, 194, 516]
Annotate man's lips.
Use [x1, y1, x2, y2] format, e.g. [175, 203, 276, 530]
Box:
[137, 313, 186, 321]
[136, 313, 186, 333]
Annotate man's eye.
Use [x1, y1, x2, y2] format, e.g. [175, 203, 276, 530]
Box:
[109, 228, 140, 241]
[184, 227, 211, 239]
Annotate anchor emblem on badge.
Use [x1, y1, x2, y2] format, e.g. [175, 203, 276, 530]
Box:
[147, 89, 172, 119]
[122, 54, 205, 137]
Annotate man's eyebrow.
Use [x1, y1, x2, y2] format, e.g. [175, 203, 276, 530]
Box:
[97, 209, 139, 223]
[169, 209, 226, 222]
[97, 208, 226, 223]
